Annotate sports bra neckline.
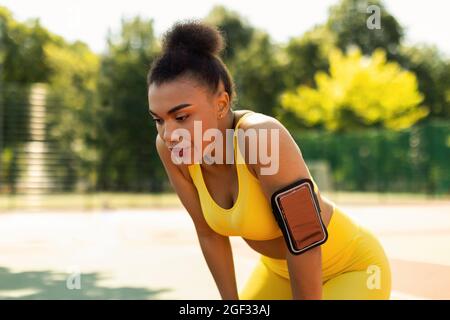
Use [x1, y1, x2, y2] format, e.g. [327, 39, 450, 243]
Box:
[197, 111, 255, 212]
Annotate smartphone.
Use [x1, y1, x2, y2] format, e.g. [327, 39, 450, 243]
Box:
[271, 178, 328, 255]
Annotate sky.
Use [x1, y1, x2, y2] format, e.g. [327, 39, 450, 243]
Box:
[1, 0, 449, 56]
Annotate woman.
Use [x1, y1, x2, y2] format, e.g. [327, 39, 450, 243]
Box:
[147, 20, 391, 300]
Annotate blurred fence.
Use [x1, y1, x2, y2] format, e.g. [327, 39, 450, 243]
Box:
[0, 83, 80, 195]
[0, 82, 449, 197]
[296, 121, 450, 195]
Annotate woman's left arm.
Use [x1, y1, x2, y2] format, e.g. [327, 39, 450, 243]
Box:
[243, 114, 323, 299]
[286, 245, 322, 299]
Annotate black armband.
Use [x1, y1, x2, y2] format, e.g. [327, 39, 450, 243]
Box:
[271, 178, 328, 255]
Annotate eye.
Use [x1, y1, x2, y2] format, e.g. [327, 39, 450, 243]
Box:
[175, 115, 189, 122]
[152, 118, 162, 124]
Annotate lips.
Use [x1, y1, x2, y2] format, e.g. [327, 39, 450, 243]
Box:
[169, 146, 189, 158]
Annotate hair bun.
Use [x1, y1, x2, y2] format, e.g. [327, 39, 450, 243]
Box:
[162, 20, 225, 57]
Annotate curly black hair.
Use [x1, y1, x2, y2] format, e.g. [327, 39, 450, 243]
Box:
[147, 20, 236, 105]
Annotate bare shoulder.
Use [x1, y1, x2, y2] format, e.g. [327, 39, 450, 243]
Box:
[239, 111, 290, 135]
[237, 111, 302, 157]
[234, 112, 303, 181]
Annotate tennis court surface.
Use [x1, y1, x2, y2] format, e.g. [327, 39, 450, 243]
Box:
[0, 201, 449, 299]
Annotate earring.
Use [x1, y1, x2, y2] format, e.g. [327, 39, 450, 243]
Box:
[219, 104, 225, 119]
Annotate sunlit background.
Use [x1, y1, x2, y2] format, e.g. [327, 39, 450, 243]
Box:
[0, 0, 449, 300]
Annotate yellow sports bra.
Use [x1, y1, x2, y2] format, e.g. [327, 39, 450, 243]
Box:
[187, 112, 318, 241]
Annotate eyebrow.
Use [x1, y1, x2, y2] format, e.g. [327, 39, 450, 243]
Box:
[149, 103, 192, 117]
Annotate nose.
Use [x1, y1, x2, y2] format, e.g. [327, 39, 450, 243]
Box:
[162, 120, 183, 145]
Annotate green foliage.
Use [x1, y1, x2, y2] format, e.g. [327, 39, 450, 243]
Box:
[281, 48, 428, 132]
[97, 16, 165, 191]
[231, 31, 284, 116]
[204, 5, 254, 64]
[275, 26, 335, 127]
[281, 25, 335, 90]
[0, 7, 56, 83]
[205, 6, 284, 116]
[398, 45, 450, 119]
[327, 0, 404, 58]
[1, 6, 102, 191]
[1, 2, 449, 194]
[45, 41, 101, 190]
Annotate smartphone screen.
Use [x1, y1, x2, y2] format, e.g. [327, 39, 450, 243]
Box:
[275, 181, 327, 254]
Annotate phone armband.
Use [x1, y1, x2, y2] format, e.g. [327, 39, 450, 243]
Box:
[270, 178, 328, 255]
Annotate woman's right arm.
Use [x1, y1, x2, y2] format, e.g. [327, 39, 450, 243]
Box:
[156, 136, 239, 300]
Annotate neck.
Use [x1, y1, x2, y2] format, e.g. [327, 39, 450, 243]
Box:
[201, 110, 236, 170]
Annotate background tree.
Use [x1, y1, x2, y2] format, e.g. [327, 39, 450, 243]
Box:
[281, 48, 427, 132]
[0, 7, 53, 83]
[0, 6, 102, 192]
[397, 45, 450, 120]
[204, 5, 254, 65]
[97, 16, 164, 191]
[44, 41, 100, 190]
[231, 30, 284, 116]
[1, 1, 448, 195]
[326, 0, 404, 58]
[275, 26, 336, 127]
[205, 6, 284, 116]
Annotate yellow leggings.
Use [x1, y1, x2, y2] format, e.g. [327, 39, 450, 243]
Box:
[239, 206, 392, 300]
